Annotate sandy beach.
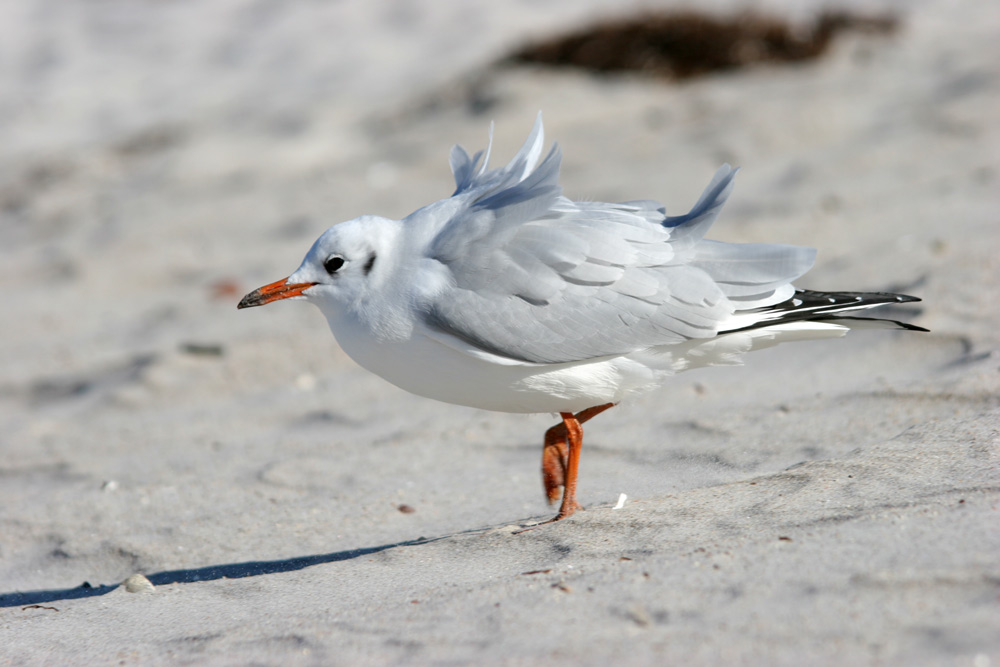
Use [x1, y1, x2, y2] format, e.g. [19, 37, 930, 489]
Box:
[1, 0, 998, 664]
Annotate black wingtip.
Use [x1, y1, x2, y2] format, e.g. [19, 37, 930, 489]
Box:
[816, 316, 930, 333]
[724, 289, 927, 335]
[889, 293, 922, 304]
[891, 319, 930, 332]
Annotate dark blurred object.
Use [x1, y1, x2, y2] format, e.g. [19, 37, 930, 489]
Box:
[180, 342, 225, 357]
[507, 10, 898, 79]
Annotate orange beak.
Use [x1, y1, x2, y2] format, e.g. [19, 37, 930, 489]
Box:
[237, 277, 317, 309]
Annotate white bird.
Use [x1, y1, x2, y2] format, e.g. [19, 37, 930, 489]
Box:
[239, 115, 925, 525]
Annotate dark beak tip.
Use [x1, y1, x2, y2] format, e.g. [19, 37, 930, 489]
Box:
[237, 290, 262, 310]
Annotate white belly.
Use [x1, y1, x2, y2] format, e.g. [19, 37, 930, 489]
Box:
[324, 312, 660, 414]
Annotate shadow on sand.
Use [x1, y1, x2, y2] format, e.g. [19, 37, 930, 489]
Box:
[1, 535, 442, 608]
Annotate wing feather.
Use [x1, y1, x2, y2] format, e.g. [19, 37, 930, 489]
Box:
[424, 118, 814, 364]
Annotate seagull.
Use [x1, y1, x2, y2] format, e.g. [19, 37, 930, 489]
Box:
[238, 115, 925, 526]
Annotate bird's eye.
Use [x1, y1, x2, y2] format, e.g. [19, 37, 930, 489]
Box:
[323, 255, 345, 274]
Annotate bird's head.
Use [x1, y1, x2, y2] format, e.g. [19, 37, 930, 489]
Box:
[237, 215, 395, 312]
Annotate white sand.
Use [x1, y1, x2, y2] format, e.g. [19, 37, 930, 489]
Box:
[2, 0, 998, 664]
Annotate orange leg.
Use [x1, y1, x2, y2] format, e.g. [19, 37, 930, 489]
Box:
[539, 403, 614, 520]
[541, 424, 570, 505]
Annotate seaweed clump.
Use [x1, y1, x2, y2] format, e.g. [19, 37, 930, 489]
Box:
[507, 11, 898, 80]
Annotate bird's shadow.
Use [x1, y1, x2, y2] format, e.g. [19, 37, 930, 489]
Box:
[0, 534, 457, 608]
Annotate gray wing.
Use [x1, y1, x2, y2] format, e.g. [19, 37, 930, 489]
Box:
[424, 117, 815, 364]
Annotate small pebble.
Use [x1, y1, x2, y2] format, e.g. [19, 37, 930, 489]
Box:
[627, 605, 652, 627]
[296, 373, 318, 391]
[122, 574, 155, 594]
